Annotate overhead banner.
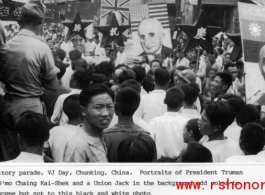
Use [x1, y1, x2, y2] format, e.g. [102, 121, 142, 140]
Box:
[0, 3, 23, 21]
[238, 2, 265, 104]
[45, 4, 65, 23]
[0, 3, 64, 23]
[65, 2, 99, 21]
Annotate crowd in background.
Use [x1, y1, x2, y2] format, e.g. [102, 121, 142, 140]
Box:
[0, 0, 265, 163]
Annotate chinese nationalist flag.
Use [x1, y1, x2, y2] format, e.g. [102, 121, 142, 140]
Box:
[238, 3, 265, 63]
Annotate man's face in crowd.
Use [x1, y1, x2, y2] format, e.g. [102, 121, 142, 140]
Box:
[178, 52, 184, 59]
[225, 54, 230, 62]
[211, 76, 224, 95]
[174, 73, 186, 87]
[227, 66, 238, 81]
[189, 63, 196, 73]
[151, 62, 160, 73]
[47, 40, 54, 49]
[237, 65, 244, 77]
[198, 110, 216, 136]
[138, 19, 164, 54]
[209, 70, 216, 79]
[182, 125, 190, 144]
[119, 47, 124, 53]
[81, 93, 114, 131]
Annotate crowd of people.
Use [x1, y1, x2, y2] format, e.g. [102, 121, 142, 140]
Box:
[0, 0, 265, 163]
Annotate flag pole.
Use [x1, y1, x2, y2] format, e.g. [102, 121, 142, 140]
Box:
[195, 44, 200, 74]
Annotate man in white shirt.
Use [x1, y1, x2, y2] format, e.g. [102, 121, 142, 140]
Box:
[149, 87, 188, 158]
[179, 83, 201, 119]
[115, 46, 127, 66]
[216, 47, 224, 68]
[176, 50, 189, 68]
[135, 67, 171, 123]
[224, 62, 240, 96]
[48, 94, 82, 162]
[5, 112, 49, 163]
[198, 101, 242, 162]
[225, 123, 265, 163]
[51, 68, 92, 125]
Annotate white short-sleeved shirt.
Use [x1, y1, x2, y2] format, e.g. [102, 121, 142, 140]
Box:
[149, 112, 188, 158]
[202, 138, 243, 162]
[135, 90, 167, 123]
[48, 124, 79, 162]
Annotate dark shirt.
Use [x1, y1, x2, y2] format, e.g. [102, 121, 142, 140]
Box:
[43, 80, 71, 119]
[103, 124, 149, 162]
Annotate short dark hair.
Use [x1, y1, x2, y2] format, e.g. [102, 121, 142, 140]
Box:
[150, 59, 162, 67]
[142, 74, 154, 93]
[63, 94, 81, 121]
[142, 56, 149, 64]
[236, 104, 260, 127]
[115, 87, 140, 116]
[56, 49, 66, 61]
[180, 83, 200, 106]
[205, 101, 235, 133]
[165, 87, 184, 109]
[46, 38, 52, 43]
[95, 61, 115, 78]
[19, 7, 43, 26]
[224, 62, 236, 71]
[72, 58, 88, 71]
[217, 47, 224, 55]
[236, 60, 244, 67]
[117, 133, 157, 162]
[214, 72, 233, 91]
[92, 74, 108, 84]
[118, 69, 136, 84]
[154, 67, 171, 86]
[15, 112, 49, 147]
[181, 142, 212, 163]
[55, 61, 66, 80]
[121, 79, 141, 93]
[222, 94, 245, 116]
[69, 49, 82, 61]
[132, 66, 146, 83]
[225, 52, 231, 57]
[79, 83, 114, 108]
[186, 119, 202, 142]
[240, 123, 265, 155]
[72, 68, 92, 89]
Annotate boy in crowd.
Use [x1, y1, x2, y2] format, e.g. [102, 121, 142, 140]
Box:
[51, 68, 92, 125]
[225, 123, 265, 163]
[179, 83, 201, 119]
[47, 94, 83, 162]
[198, 101, 242, 162]
[103, 88, 150, 162]
[149, 87, 188, 159]
[64, 84, 115, 162]
[6, 112, 49, 163]
[183, 119, 202, 143]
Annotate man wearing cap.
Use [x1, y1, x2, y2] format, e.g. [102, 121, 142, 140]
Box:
[1, 0, 59, 160]
[174, 68, 201, 113]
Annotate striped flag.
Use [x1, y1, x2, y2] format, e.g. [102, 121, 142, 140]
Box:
[130, 2, 170, 32]
[100, 0, 130, 21]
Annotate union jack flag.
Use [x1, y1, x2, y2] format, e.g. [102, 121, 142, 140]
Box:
[100, 0, 130, 21]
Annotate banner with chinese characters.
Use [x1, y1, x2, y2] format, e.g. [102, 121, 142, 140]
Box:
[0, 3, 64, 23]
[238, 3, 265, 105]
[0, 3, 23, 21]
[45, 4, 65, 23]
[65, 2, 100, 21]
[130, 2, 172, 56]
